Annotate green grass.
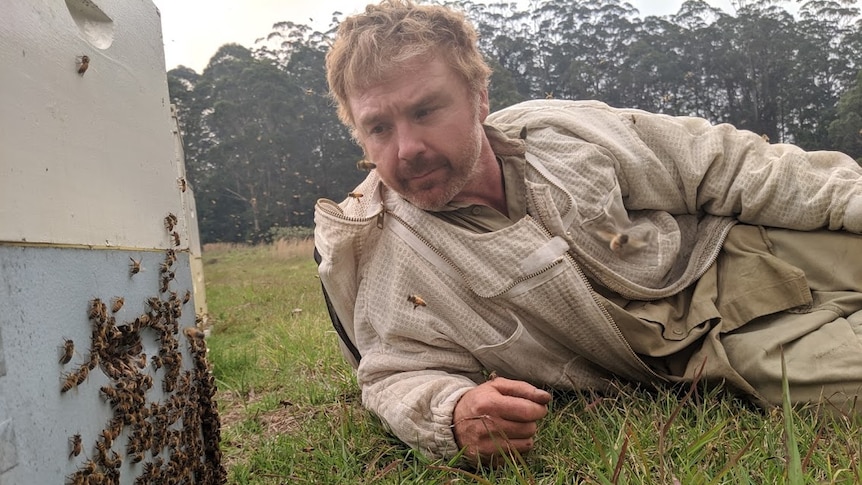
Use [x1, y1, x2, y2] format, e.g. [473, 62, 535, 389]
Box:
[203, 241, 862, 484]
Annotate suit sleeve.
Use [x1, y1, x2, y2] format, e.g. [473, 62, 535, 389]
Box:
[492, 100, 862, 233]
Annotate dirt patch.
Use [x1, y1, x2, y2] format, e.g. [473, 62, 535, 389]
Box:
[259, 402, 302, 435]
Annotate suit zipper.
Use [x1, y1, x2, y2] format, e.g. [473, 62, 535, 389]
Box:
[527, 190, 664, 381]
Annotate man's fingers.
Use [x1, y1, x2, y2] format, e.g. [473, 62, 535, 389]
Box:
[488, 376, 552, 405]
[457, 413, 538, 440]
[455, 378, 550, 424]
[469, 436, 536, 464]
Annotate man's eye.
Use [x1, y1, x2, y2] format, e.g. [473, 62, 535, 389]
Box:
[369, 125, 386, 135]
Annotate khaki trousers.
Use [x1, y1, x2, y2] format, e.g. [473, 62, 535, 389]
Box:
[721, 228, 862, 411]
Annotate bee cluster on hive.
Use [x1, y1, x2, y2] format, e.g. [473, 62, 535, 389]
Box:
[60, 213, 226, 485]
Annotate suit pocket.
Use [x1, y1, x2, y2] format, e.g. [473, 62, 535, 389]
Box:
[472, 314, 571, 387]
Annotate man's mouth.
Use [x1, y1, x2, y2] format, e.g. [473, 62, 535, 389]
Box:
[406, 166, 442, 182]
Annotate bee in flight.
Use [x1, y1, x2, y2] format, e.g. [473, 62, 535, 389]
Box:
[595, 229, 648, 254]
[356, 159, 377, 171]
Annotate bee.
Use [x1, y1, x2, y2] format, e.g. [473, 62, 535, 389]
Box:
[171, 231, 181, 247]
[135, 353, 147, 369]
[95, 439, 108, 461]
[356, 159, 376, 171]
[86, 353, 99, 371]
[76, 55, 89, 75]
[99, 429, 114, 448]
[136, 313, 151, 327]
[147, 296, 162, 311]
[69, 434, 83, 458]
[60, 338, 75, 364]
[165, 249, 177, 265]
[183, 326, 204, 340]
[348, 192, 363, 199]
[177, 177, 187, 193]
[407, 294, 426, 309]
[106, 419, 123, 441]
[111, 297, 124, 313]
[102, 450, 121, 468]
[182, 289, 191, 305]
[79, 460, 97, 476]
[151, 355, 164, 371]
[61, 373, 78, 393]
[66, 473, 86, 485]
[89, 298, 107, 322]
[595, 229, 648, 254]
[129, 257, 142, 275]
[164, 213, 178, 231]
[75, 366, 89, 385]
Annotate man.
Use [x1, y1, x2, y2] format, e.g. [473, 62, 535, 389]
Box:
[314, 0, 862, 465]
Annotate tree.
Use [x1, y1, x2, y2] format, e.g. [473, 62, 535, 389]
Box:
[829, 69, 862, 163]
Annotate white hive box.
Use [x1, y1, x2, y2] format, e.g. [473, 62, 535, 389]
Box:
[0, 0, 222, 483]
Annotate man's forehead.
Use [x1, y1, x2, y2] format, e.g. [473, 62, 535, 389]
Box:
[349, 58, 457, 122]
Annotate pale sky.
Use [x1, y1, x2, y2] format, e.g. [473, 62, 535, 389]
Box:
[152, 0, 742, 73]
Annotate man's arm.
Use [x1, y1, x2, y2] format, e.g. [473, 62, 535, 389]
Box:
[359, 346, 550, 464]
[491, 100, 862, 233]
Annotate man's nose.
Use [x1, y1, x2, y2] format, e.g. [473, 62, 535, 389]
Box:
[396, 124, 426, 161]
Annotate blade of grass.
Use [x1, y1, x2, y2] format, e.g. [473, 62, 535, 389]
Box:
[781, 347, 803, 485]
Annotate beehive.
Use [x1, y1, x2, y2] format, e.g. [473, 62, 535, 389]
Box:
[0, 1, 223, 483]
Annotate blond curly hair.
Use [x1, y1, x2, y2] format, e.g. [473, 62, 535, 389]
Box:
[325, 0, 492, 129]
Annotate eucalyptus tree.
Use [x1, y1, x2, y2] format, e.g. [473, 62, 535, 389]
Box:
[190, 44, 305, 241]
[254, 20, 363, 231]
[463, 0, 535, 108]
[829, 69, 862, 162]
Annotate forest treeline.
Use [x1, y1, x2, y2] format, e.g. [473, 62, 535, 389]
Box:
[167, 0, 862, 243]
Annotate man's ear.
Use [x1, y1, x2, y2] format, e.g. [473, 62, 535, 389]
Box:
[477, 87, 490, 122]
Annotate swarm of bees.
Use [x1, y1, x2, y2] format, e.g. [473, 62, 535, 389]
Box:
[61, 213, 226, 485]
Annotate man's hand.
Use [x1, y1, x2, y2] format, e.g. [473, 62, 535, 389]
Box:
[452, 377, 552, 466]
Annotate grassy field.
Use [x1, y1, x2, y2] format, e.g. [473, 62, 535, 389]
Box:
[203, 240, 862, 484]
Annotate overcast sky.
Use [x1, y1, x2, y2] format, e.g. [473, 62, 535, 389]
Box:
[152, 0, 741, 73]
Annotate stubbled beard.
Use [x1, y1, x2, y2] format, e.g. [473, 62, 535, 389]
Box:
[403, 158, 482, 211]
[399, 124, 484, 211]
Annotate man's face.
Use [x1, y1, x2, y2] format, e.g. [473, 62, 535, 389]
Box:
[348, 56, 489, 211]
